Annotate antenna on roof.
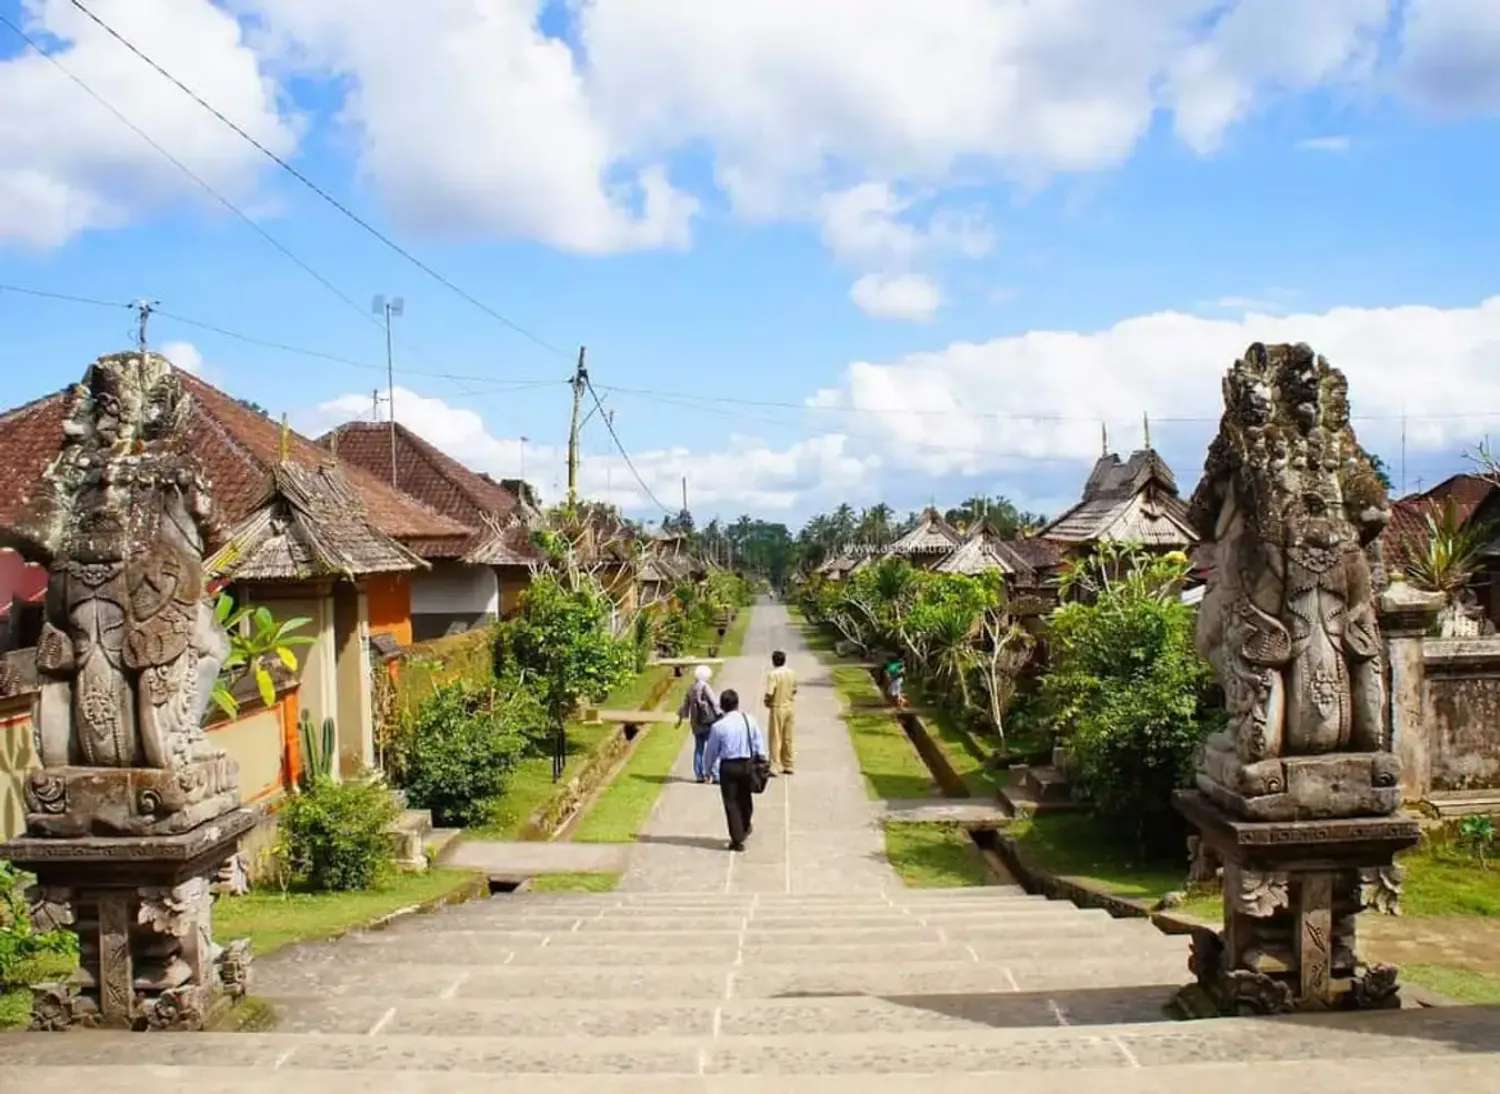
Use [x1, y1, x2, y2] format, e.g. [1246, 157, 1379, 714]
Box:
[373, 294, 405, 488]
[131, 298, 157, 355]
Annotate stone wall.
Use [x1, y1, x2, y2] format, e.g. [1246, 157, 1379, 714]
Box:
[1422, 638, 1500, 794]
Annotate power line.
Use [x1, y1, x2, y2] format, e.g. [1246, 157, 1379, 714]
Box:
[583, 373, 673, 515]
[0, 10, 380, 331]
[0, 283, 133, 311]
[0, 279, 567, 389]
[68, 0, 569, 361]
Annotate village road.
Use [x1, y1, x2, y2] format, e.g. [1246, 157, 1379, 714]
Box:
[618, 600, 897, 894]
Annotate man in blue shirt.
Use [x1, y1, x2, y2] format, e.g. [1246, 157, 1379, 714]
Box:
[702, 689, 766, 852]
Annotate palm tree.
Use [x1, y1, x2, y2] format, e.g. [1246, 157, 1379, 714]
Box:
[859, 503, 894, 545]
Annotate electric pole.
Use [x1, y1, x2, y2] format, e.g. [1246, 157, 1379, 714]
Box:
[567, 345, 588, 507]
[374, 294, 404, 488]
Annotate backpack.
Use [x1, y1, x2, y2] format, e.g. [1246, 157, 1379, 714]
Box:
[691, 685, 719, 729]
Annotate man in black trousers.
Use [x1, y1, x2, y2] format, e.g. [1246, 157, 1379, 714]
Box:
[701, 689, 767, 852]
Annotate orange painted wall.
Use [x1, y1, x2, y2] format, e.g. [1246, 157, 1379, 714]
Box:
[367, 572, 413, 647]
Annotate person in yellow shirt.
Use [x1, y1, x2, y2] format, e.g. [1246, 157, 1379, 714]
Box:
[763, 649, 797, 775]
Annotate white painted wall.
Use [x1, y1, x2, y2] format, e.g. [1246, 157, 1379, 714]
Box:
[411, 561, 500, 618]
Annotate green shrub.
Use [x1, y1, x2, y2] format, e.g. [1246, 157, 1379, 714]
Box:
[403, 680, 529, 827]
[1, 861, 77, 987]
[1039, 545, 1221, 847]
[497, 573, 633, 717]
[278, 778, 399, 891]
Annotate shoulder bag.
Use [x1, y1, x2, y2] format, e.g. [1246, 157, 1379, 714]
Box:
[744, 713, 772, 794]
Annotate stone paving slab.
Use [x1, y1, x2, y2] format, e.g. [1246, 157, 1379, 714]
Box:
[878, 799, 1011, 826]
[258, 986, 1181, 1038]
[5, 1007, 1498, 1073]
[619, 604, 896, 895]
[9, 1058, 1500, 1093]
[444, 840, 632, 875]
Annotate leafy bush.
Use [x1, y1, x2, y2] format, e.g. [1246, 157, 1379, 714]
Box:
[1039, 546, 1221, 844]
[498, 573, 633, 717]
[1460, 815, 1496, 869]
[277, 777, 399, 891]
[402, 681, 530, 827]
[1, 861, 77, 987]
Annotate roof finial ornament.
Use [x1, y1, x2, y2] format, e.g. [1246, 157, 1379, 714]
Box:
[1142, 412, 1152, 451]
[279, 413, 291, 464]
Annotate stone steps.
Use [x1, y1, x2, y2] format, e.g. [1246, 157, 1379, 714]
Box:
[4, 1006, 1498, 1075]
[8, 1057, 1500, 1093]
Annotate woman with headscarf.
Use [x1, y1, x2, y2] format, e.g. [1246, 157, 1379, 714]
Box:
[677, 664, 722, 783]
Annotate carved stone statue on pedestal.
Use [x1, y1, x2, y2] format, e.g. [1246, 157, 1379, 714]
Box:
[0, 352, 253, 1030]
[1175, 343, 1419, 1017]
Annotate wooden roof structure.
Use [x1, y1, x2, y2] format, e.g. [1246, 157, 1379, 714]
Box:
[886, 508, 964, 557]
[1042, 448, 1197, 549]
[933, 520, 1038, 583]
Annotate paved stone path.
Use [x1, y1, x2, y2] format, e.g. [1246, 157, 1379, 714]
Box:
[4, 601, 1499, 1088]
[446, 840, 631, 877]
[619, 602, 895, 894]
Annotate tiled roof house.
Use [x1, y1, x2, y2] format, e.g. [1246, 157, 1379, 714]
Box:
[321, 420, 545, 635]
[0, 357, 470, 816]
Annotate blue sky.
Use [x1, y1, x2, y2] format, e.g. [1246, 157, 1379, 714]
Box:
[3, 0, 1499, 526]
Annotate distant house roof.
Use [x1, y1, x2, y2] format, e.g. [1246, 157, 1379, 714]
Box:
[1380, 474, 1500, 571]
[886, 508, 964, 556]
[0, 361, 465, 580]
[1042, 448, 1197, 548]
[934, 521, 1038, 582]
[321, 420, 542, 563]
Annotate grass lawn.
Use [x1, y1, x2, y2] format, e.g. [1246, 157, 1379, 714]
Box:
[1400, 840, 1500, 917]
[720, 606, 752, 657]
[213, 868, 484, 957]
[1403, 964, 1500, 1004]
[1007, 812, 1195, 907]
[1, 952, 77, 1031]
[886, 822, 995, 887]
[474, 664, 678, 840]
[906, 678, 1001, 798]
[529, 872, 621, 893]
[573, 719, 691, 842]
[832, 665, 935, 800]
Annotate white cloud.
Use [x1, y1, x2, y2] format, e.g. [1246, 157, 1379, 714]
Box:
[819, 183, 993, 268]
[1398, 0, 1500, 114]
[0, 0, 294, 247]
[813, 296, 1500, 479]
[1166, 0, 1388, 154]
[849, 274, 944, 322]
[298, 385, 879, 516]
[159, 339, 203, 375]
[244, 0, 695, 254]
[1297, 135, 1353, 152]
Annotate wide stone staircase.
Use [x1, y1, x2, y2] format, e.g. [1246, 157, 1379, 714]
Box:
[5, 885, 1498, 1089]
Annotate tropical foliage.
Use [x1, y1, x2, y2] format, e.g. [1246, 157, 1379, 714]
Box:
[401, 680, 534, 827]
[1, 861, 77, 987]
[1405, 498, 1494, 603]
[797, 558, 1033, 744]
[210, 594, 316, 719]
[1039, 545, 1221, 843]
[275, 776, 399, 891]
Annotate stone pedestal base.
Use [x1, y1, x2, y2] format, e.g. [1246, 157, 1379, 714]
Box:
[1197, 743, 1402, 821]
[24, 758, 240, 837]
[0, 808, 255, 1030]
[1171, 790, 1419, 1017]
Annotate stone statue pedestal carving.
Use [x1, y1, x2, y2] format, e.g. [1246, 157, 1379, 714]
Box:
[1178, 343, 1418, 1017]
[1, 809, 255, 1029]
[1173, 791, 1418, 1016]
[4, 351, 254, 1030]
[23, 759, 241, 837]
